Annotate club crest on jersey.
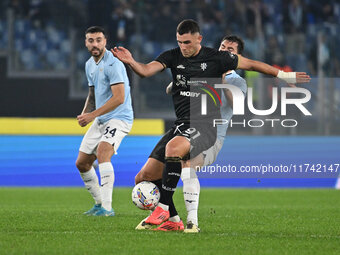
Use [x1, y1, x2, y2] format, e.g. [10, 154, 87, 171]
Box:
[201, 63, 207, 71]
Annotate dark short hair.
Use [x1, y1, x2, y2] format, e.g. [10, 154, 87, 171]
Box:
[221, 35, 244, 55]
[176, 19, 200, 35]
[85, 26, 106, 38]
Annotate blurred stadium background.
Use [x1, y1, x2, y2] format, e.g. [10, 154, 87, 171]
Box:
[0, 0, 339, 187]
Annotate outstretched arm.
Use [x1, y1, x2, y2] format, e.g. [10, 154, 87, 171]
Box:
[111, 46, 164, 78]
[237, 55, 311, 84]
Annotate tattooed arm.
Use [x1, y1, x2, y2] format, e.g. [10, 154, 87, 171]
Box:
[78, 87, 95, 127]
[81, 87, 95, 114]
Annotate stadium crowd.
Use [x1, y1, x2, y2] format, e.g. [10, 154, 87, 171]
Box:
[1, 0, 339, 76]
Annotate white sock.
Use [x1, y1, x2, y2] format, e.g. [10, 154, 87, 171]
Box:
[169, 215, 181, 222]
[80, 166, 102, 205]
[181, 167, 200, 226]
[99, 162, 115, 211]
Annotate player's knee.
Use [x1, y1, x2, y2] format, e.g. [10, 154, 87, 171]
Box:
[165, 137, 190, 158]
[75, 159, 91, 172]
[165, 142, 185, 158]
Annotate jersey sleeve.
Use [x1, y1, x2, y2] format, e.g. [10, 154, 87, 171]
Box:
[85, 62, 94, 86]
[106, 60, 125, 86]
[219, 51, 239, 73]
[155, 49, 174, 69]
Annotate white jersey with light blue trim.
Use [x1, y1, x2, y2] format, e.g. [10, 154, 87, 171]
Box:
[217, 70, 247, 141]
[85, 49, 133, 124]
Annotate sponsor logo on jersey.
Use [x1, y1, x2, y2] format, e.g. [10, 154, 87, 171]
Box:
[176, 64, 185, 69]
[187, 80, 207, 84]
[180, 91, 200, 97]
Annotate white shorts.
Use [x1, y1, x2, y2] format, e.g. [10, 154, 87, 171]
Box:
[202, 139, 224, 166]
[79, 118, 132, 155]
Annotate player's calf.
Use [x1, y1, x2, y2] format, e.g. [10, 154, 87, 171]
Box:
[181, 167, 200, 228]
[135, 158, 164, 184]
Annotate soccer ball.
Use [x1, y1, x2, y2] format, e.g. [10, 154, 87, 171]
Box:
[132, 181, 160, 210]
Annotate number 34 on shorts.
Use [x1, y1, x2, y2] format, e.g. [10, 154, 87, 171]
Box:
[79, 118, 132, 155]
[104, 126, 117, 138]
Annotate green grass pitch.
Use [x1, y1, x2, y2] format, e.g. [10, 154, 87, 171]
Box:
[0, 188, 339, 255]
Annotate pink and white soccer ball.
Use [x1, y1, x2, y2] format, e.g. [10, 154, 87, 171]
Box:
[132, 181, 160, 210]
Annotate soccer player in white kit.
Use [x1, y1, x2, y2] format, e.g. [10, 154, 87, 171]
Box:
[75, 26, 133, 216]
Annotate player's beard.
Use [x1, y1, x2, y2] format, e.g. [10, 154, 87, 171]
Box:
[91, 47, 103, 57]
